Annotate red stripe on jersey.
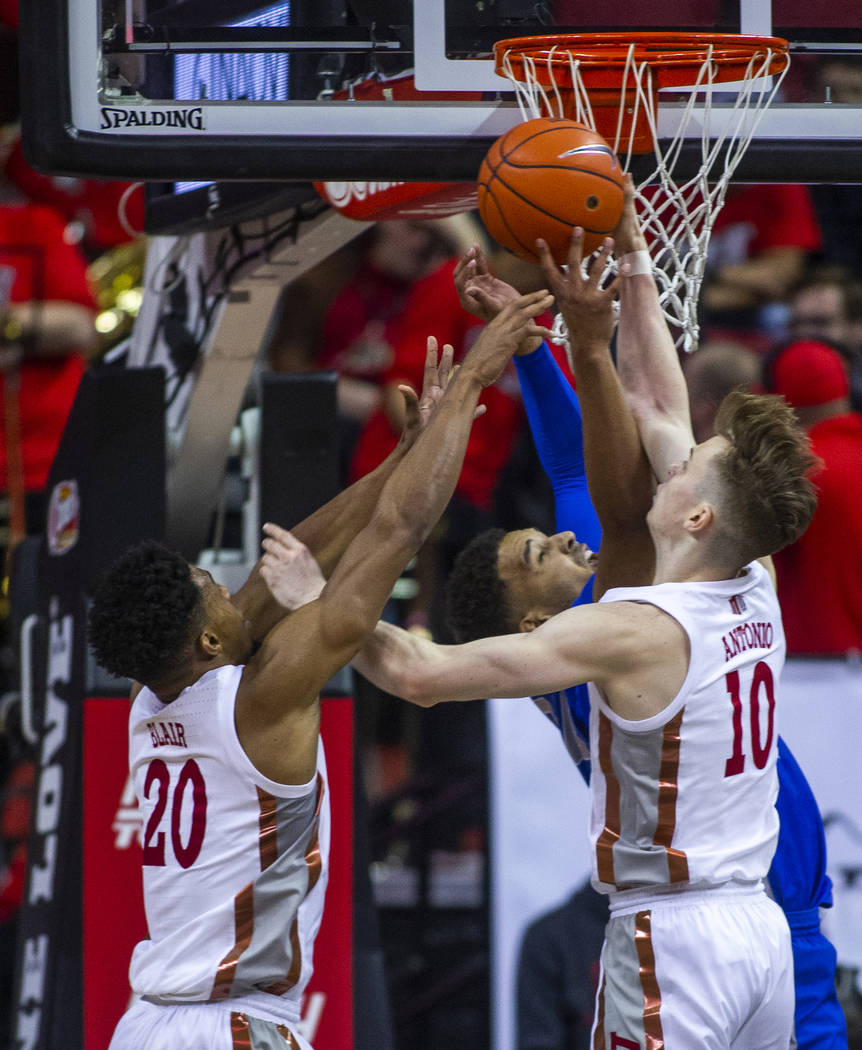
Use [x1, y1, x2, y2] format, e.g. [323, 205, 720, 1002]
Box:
[230, 1012, 251, 1049]
[263, 774, 326, 996]
[257, 787, 279, 870]
[596, 713, 620, 885]
[654, 710, 690, 884]
[634, 910, 665, 1049]
[211, 884, 255, 1000]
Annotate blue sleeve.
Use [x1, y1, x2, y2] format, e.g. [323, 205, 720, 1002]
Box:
[515, 344, 602, 563]
[517, 344, 601, 768]
[769, 736, 833, 911]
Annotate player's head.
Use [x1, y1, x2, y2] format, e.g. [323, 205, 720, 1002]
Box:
[88, 540, 254, 687]
[446, 526, 596, 642]
[648, 390, 818, 568]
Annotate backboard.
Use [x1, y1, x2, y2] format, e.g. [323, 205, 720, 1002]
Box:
[17, 0, 862, 184]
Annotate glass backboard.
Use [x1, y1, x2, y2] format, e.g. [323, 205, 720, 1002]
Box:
[17, 0, 862, 183]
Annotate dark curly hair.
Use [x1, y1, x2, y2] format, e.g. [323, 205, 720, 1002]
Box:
[445, 528, 516, 642]
[88, 541, 203, 685]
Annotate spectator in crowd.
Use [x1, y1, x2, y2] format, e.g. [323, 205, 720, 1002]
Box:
[0, 125, 97, 543]
[516, 880, 609, 1050]
[3, 134, 144, 258]
[788, 266, 862, 412]
[268, 219, 474, 484]
[701, 184, 822, 349]
[762, 338, 862, 654]
[682, 339, 760, 442]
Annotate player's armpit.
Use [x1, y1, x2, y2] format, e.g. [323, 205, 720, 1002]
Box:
[624, 407, 694, 485]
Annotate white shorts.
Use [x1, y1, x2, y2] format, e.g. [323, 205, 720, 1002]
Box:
[108, 1000, 313, 1050]
[591, 883, 794, 1050]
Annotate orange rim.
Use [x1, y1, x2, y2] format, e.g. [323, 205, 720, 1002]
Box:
[495, 32, 790, 89]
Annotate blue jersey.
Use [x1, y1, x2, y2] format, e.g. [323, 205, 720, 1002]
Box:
[515, 343, 847, 1049]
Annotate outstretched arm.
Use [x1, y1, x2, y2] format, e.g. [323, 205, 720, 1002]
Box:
[534, 231, 656, 594]
[614, 175, 695, 480]
[352, 599, 676, 716]
[456, 245, 600, 557]
[238, 294, 554, 780]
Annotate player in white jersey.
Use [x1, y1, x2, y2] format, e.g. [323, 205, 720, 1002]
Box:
[87, 291, 554, 1050]
[263, 182, 820, 1047]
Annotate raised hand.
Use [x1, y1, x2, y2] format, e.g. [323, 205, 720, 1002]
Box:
[613, 174, 648, 256]
[260, 523, 326, 610]
[453, 244, 520, 322]
[397, 336, 484, 449]
[536, 230, 619, 358]
[461, 289, 555, 388]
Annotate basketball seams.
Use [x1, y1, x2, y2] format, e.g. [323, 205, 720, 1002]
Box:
[492, 161, 623, 188]
[484, 170, 616, 235]
[477, 184, 542, 261]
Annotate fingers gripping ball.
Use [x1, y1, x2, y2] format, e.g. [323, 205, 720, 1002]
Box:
[478, 117, 625, 264]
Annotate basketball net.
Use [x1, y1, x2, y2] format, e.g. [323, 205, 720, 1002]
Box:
[498, 38, 789, 353]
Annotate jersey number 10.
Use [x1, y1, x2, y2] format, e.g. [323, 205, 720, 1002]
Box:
[724, 660, 776, 778]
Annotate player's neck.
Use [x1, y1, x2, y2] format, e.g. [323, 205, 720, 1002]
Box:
[151, 655, 233, 705]
[652, 539, 741, 585]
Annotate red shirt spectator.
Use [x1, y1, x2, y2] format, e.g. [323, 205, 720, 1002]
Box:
[767, 339, 862, 654]
[710, 185, 822, 262]
[4, 137, 144, 252]
[0, 203, 94, 491]
[351, 257, 524, 511]
[316, 259, 408, 383]
[703, 185, 823, 350]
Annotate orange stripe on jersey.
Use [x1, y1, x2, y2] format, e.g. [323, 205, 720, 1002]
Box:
[592, 971, 607, 1049]
[634, 911, 665, 1049]
[596, 713, 620, 885]
[257, 787, 279, 870]
[653, 710, 689, 884]
[305, 774, 325, 893]
[211, 884, 255, 1000]
[277, 1025, 301, 1048]
[230, 1011, 251, 1048]
[263, 774, 326, 996]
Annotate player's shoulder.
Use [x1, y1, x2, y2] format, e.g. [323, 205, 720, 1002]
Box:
[549, 597, 680, 650]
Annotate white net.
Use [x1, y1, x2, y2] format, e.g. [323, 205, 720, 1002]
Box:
[498, 39, 789, 353]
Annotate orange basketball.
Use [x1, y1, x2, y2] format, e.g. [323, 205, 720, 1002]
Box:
[477, 117, 625, 264]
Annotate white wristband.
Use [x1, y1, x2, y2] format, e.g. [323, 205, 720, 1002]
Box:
[619, 249, 652, 276]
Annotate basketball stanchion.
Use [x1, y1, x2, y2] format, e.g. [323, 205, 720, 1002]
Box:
[494, 33, 791, 352]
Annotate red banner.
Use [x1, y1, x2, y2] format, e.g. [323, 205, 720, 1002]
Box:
[81, 695, 354, 1049]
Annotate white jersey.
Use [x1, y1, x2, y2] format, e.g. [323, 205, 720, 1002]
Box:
[588, 560, 784, 896]
[126, 664, 329, 1027]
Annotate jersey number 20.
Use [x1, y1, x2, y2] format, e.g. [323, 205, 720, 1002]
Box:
[724, 660, 776, 778]
[142, 758, 208, 867]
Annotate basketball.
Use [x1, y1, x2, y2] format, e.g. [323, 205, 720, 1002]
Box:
[477, 117, 625, 264]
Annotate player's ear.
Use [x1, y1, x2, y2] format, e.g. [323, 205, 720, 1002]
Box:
[197, 628, 222, 657]
[684, 501, 715, 535]
[518, 610, 551, 633]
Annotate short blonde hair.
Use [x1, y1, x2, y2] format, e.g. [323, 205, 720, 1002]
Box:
[710, 390, 820, 564]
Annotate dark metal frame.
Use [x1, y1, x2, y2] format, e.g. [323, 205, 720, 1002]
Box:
[18, 0, 862, 183]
